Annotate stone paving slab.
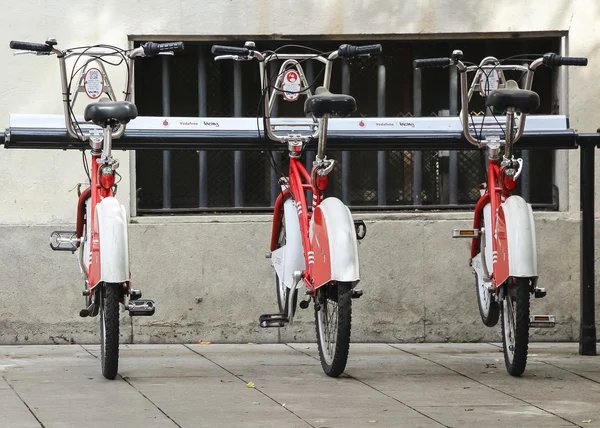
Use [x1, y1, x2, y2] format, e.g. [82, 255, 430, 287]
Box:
[0, 343, 599, 427]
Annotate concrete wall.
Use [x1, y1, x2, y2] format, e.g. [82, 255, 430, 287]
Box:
[0, 0, 599, 344]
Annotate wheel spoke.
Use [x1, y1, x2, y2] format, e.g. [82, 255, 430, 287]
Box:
[314, 282, 352, 377]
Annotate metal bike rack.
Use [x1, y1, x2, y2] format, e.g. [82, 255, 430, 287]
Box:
[2, 114, 597, 355]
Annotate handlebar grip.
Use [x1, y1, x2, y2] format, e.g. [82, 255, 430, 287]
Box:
[413, 58, 453, 68]
[211, 45, 250, 56]
[9, 40, 53, 52]
[543, 53, 588, 67]
[338, 44, 382, 58]
[142, 42, 184, 57]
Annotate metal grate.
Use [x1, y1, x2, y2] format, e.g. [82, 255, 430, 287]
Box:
[134, 38, 560, 214]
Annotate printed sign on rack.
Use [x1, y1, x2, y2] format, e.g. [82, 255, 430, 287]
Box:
[282, 69, 301, 101]
[84, 68, 104, 99]
[479, 70, 500, 97]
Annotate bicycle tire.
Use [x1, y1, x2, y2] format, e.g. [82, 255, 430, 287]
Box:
[100, 282, 121, 380]
[314, 282, 352, 377]
[501, 277, 530, 376]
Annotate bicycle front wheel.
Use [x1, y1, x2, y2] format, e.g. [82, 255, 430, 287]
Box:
[100, 282, 121, 380]
[501, 277, 530, 376]
[314, 282, 352, 377]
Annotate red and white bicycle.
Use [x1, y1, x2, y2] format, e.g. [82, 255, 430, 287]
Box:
[10, 38, 184, 379]
[212, 42, 379, 376]
[415, 50, 587, 375]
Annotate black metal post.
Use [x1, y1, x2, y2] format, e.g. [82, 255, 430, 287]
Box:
[377, 56, 387, 206]
[233, 62, 243, 208]
[341, 60, 351, 205]
[162, 56, 172, 209]
[198, 49, 208, 208]
[413, 68, 423, 205]
[579, 135, 596, 355]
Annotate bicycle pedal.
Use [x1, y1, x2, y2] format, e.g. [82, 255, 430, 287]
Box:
[534, 287, 547, 298]
[452, 229, 480, 238]
[351, 288, 363, 299]
[128, 299, 156, 316]
[129, 289, 142, 300]
[259, 313, 288, 328]
[354, 220, 367, 240]
[49, 230, 79, 252]
[529, 315, 555, 328]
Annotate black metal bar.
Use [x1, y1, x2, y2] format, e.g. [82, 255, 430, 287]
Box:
[413, 68, 423, 205]
[377, 56, 387, 206]
[304, 60, 315, 206]
[449, 66, 458, 205]
[136, 201, 560, 215]
[269, 64, 281, 207]
[520, 150, 530, 201]
[162, 56, 172, 209]
[579, 134, 597, 355]
[341, 60, 351, 205]
[198, 49, 208, 208]
[233, 61, 243, 208]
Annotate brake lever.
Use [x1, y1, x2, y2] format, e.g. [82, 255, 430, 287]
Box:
[13, 51, 50, 56]
[214, 55, 250, 61]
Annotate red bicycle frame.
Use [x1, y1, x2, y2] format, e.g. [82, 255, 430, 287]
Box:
[75, 151, 116, 291]
[471, 159, 517, 289]
[270, 158, 327, 292]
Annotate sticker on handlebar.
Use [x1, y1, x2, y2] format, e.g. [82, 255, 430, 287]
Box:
[282, 69, 301, 102]
[84, 68, 104, 99]
[479, 69, 500, 97]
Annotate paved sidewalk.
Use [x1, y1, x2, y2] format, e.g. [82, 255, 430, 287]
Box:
[1, 343, 599, 427]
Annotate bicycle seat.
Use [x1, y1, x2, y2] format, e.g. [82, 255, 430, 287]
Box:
[485, 80, 540, 114]
[84, 100, 138, 127]
[304, 87, 356, 118]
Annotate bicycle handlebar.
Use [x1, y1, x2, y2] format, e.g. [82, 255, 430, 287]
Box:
[10, 38, 184, 141]
[413, 58, 453, 69]
[142, 42, 184, 57]
[414, 51, 588, 147]
[211, 45, 250, 56]
[338, 44, 382, 58]
[542, 53, 588, 67]
[10, 40, 53, 52]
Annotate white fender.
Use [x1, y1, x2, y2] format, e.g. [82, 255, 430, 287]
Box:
[499, 195, 537, 278]
[272, 198, 305, 289]
[310, 197, 360, 285]
[80, 199, 92, 277]
[483, 203, 493, 276]
[96, 197, 130, 283]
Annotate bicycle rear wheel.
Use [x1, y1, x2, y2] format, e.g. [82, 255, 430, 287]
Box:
[314, 282, 352, 377]
[501, 277, 530, 376]
[100, 282, 121, 380]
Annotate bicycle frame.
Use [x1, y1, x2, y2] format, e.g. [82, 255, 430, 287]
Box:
[471, 151, 515, 288]
[27, 42, 156, 296]
[252, 49, 349, 292]
[449, 54, 547, 288]
[270, 156, 327, 290]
